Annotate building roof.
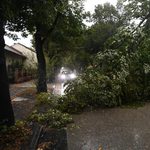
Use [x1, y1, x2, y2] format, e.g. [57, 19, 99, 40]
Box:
[5, 45, 26, 58]
[13, 43, 36, 53]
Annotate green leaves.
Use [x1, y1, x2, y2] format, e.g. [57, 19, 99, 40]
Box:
[0, 120, 29, 144]
[55, 24, 150, 112]
[27, 108, 74, 129]
[26, 92, 75, 129]
[36, 92, 56, 107]
[49, 0, 150, 112]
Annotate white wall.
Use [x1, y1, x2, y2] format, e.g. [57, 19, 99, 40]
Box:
[12, 43, 37, 68]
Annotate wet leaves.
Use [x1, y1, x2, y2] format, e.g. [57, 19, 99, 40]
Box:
[0, 121, 33, 150]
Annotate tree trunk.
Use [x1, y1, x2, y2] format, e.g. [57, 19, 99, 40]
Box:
[35, 30, 47, 93]
[0, 10, 14, 127]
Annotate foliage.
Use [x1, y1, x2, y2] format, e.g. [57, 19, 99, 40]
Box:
[7, 60, 24, 81]
[123, 0, 150, 20]
[36, 92, 56, 108]
[9, 60, 24, 71]
[0, 120, 31, 146]
[55, 26, 150, 113]
[43, 41, 62, 82]
[121, 102, 145, 109]
[27, 109, 74, 129]
[26, 92, 75, 129]
[56, 94, 87, 114]
[3, 0, 87, 93]
[84, 22, 117, 55]
[63, 1, 132, 72]
[7, 70, 14, 79]
[61, 48, 91, 73]
[59, 1, 134, 73]
[92, 2, 119, 24]
[59, 2, 131, 72]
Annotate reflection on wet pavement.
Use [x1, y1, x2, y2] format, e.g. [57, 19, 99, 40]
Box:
[12, 97, 29, 101]
[53, 82, 66, 96]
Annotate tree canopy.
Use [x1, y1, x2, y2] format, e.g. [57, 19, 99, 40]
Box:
[4, 0, 87, 93]
[0, 0, 87, 127]
[55, 0, 150, 113]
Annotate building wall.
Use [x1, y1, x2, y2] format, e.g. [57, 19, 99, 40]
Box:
[12, 43, 37, 68]
[5, 51, 23, 71]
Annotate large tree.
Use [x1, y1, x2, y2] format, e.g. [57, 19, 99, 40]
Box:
[80, 2, 128, 67]
[0, 0, 17, 127]
[0, 0, 85, 127]
[0, 11, 14, 127]
[6, 0, 85, 93]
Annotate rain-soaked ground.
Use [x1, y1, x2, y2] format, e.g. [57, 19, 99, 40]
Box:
[53, 82, 66, 96]
[67, 105, 150, 150]
[53, 80, 150, 150]
[10, 80, 150, 150]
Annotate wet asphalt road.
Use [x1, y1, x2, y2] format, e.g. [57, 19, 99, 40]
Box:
[9, 80, 150, 150]
[67, 105, 150, 150]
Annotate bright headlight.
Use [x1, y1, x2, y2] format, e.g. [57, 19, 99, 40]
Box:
[61, 74, 66, 79]
[70, 73, 76, 79]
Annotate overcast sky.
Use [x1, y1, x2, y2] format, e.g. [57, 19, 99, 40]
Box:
[84, 0, 117, 13]
[4, 0, 118, 47]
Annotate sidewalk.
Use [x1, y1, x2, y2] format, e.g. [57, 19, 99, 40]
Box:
[9, 80, 35, 97]
[9, 80, 55, 97]
[9, 80, 68, 150]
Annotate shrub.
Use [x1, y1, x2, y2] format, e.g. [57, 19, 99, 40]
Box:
[36, 92, 56, 107]
[26, 93, 75, 129]
[26, 109, 74, 129]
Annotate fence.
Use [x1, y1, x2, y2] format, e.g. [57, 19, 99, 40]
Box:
[14, 68, 32, 83]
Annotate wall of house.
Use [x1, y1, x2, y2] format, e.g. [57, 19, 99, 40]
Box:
[5, 51, 23, 71]
[12, 43, 37, 68]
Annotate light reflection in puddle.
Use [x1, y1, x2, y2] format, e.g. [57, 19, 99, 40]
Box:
[12, 97, 29, 101]
[61, 83, 66, 96]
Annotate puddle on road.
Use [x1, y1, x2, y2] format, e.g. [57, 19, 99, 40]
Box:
[61, 83, 65, 95]
[12, 97, 29, 101]
[53, 83, 67, 96]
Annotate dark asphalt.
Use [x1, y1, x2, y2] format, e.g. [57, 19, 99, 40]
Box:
[67, 105, 150, 150]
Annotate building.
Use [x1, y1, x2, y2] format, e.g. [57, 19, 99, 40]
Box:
[4, 43, 37, 83]
[4, 45, 26, 71]
[11, 43, 37, 68]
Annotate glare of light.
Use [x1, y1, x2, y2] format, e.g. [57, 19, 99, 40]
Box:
[61, 74, 66, 79]
[70, 73, 76, 79]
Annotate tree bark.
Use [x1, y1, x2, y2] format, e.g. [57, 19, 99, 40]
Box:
[35, 24, 47, 93]
[34, 12, 62, 94]
[0, 10, 15, 127]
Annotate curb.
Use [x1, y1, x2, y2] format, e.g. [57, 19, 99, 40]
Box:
[30, 125, 42, 150]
